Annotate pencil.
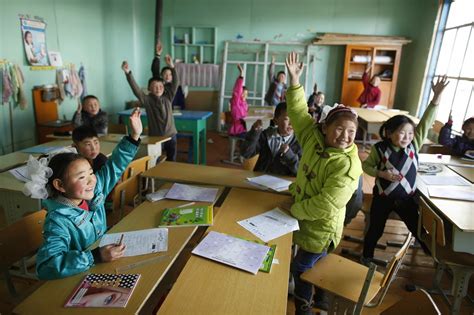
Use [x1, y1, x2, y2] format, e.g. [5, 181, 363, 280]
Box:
[178, 202, 196, 208]
[117, 234, 124, 246]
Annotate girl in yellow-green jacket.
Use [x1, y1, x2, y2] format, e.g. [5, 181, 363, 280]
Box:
[285, 52, 362, 314]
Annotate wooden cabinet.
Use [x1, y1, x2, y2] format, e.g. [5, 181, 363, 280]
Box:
[341, 45, 402, 108]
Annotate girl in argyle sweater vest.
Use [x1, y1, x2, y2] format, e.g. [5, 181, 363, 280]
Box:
[361, 76, 449, 262]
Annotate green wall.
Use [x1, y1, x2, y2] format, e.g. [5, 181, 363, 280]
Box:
[0, 0, 439, 154]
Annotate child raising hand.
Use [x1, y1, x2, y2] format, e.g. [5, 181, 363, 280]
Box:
[28, 108, 143, 280]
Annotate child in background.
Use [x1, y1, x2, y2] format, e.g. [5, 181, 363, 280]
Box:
[73, 95, 109, 135]
[29, 108, 143, 280]
[438, 114, 474, 157]
[307, 83, 325, 121]
[228, 64, 249, 137]
[264, 55, 287, 106]
[358, 64, 381, 108]
[122, 56, 178, 161]
[285, 52, 362, 313]
[151, 42, 186, 110]
[72, 126, 108, 173]
[240, 102, 301, 176]
[361, 76, 449, 264]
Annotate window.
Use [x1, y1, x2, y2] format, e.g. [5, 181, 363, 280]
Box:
[430, 0, 474, 132]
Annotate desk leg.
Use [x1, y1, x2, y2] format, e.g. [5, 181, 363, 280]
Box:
[193, 123, 200, 165]
[200, 120, 207, 165]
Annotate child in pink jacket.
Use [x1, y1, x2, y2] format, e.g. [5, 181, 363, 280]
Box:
[228, 64, 249, 137]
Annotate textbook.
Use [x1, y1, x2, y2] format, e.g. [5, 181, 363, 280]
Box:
[235, 236, 277, 273]
[159, 204, 213, 227]
[246, 174, 292, 192]
[65, 273, 140, 308]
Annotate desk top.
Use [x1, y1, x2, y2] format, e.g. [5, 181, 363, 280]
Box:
[448, 165, 474, 183]
[13, 198, 205, 315]
[118, 109, 213, 120]
[353, 108, 419, 124]
[101, 134, 171, 145]
[417, 165, 474, 232]
[157, 187, 293, 315]
[142, 161, 294, 194]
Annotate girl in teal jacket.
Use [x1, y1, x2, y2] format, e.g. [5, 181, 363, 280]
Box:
[285, 52, 362, 314]
[32, 109, 143, 280]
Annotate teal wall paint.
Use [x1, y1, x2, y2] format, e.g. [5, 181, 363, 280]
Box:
[1, 0, 438, 153]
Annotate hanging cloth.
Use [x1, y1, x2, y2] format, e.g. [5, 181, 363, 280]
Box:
[14, 65, 28, 109]
[2, 65, 13, 104]
[78, 65, 87, 100]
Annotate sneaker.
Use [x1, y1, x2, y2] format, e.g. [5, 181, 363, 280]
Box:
[288, 274, 295, 296]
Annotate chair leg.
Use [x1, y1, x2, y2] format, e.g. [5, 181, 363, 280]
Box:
[450, 265, 473, 315]
[4, 270, 17, 297]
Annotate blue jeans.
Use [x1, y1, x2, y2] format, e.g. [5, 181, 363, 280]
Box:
[291, 248, 327, 303]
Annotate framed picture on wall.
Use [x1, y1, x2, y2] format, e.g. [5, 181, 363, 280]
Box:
[20, 18, 49, 66]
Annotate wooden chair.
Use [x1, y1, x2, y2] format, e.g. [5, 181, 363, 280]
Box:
[301, 232, 413, 315]
[221, 111, 244, 165]
[418, 197, 474, 315]
[109, 173, 142, 226]
[0, 210, 46, 297]
[122, 156, 152, 181]
[242, 154, 259, 171]
[107, 123, 127, 134]
[381, 289, 441, 315]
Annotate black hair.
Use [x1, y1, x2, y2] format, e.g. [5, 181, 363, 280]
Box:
[72, 125, 99, 143]
[324, 106, 358, 127]
[242, 86, 248, 91]
[160, 66, 172, 77]
[24, 31, 32, 42]
[82, 95, 99, 104]
[277, 71, 286, 78]
[379, 115, 415, 140]
[47, 153, 89, 198]
[462, 117, 474, 129]
[148, 77, 164, 87]
[274, 102, 287, 119]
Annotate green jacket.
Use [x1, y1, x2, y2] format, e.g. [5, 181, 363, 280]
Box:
[286, 85, 362, 253]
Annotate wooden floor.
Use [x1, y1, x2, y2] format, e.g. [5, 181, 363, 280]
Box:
[1, 131, 473, 314]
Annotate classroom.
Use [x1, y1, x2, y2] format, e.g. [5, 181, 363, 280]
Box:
[0, 0, 473, 314]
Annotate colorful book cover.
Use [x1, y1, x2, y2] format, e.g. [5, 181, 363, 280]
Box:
[65, 274, 140, 308]
[235, 235, 277, 273]
[159, 205, 213, 227]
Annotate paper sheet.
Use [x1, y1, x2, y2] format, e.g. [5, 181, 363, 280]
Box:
[9, 164, 30, 182]
[420, 175, 470, 186]
[146, 189, 169, 202]
[192, 231, 270, 274]
[247, 175, 292, 192]
[237, 208, 299, 242]
[165, 183, 218, 202]
[428, 186, 474, 202]
[99, 228, 168, 257]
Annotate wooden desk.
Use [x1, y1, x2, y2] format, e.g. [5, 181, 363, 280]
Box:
[118, 109, 213, 164]
[101, 134, 171, 167]
[417, 165, 474, 254]
[447, 165, 474, 183]
[244, 105, 275, 130]
[142, 161, 294, 195]
[13, 198, 211, 315]
[157, 188, 293, 315]
[419, 153, 474, 168]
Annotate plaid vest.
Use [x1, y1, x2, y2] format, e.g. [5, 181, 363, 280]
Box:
[374, 141, 418, 198]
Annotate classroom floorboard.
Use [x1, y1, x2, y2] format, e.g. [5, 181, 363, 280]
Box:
[0, 131, 473, 314]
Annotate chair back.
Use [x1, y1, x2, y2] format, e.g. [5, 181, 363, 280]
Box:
[122, 156, 152, 181]
[418, 197, 445, 260]
[112, 173, 141, 222]
[381, 289, 441, 315]
[0, 210, 46, 270]
[242, 154, 259, 171]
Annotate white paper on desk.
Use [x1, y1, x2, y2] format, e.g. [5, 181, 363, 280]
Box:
[9, 165, 31, 182]
[192, 231, 270, 274]
[165, 183, 218, 202]
[420, 175, 470, 186]
[428, 186, 474, 202]
[418, 154, 451, 164]
[99, 228, 168, 257]
[238, 208, 299, 242]
[247, 175, 292, 192]
[146, 189, 169, 202]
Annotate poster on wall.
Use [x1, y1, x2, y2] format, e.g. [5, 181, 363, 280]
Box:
[20, 18, 49, 66]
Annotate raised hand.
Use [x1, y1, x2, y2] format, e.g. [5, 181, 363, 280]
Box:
[431, 75, 449, 105]
[165, 54, 174, 68]
[252, 119, 263, 131]
[121, 61, 130, 74]
[129, 107, 143, 140]
[156, 41, 163, 56]
[271, 55, 275, 64]
[237, 64, 243, 76]
[285, 52, 304, 86]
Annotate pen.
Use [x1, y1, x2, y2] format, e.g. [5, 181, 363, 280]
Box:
[117, 234, 124, 246]
[178, 202, 196, 208]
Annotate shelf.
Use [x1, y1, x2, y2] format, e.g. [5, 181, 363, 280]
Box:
[375, 63, 394, 66]
[350, 62, 368, 64]
[171, 26, 217, 64]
